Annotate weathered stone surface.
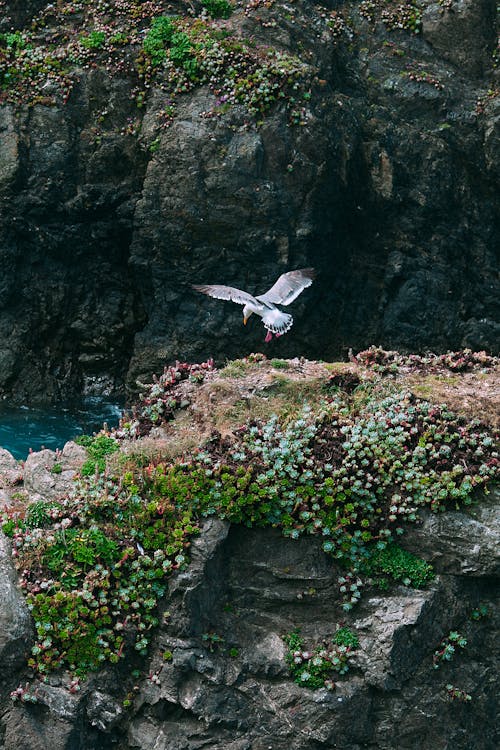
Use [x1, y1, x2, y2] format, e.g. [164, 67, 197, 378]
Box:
[0, 1, 47, 31]
[401, 486, 500, 576]
[86, 690, 125, 732]
[122, 517, 498, 750]
[1, 705, 75, 750]
[0, 496, 498, 748]
[0, 531, 33, 679]
[0, 2, 498, 403]
[0, 447, 19, 479]
[22, 441, 86, 501]
[422, 0, 497, 76]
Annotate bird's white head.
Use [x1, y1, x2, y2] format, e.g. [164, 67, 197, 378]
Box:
[242, 304, 253, 325]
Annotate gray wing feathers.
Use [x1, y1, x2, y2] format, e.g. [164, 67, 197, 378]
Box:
[257, 268, 316, 306]
[192, 284, 257, 306]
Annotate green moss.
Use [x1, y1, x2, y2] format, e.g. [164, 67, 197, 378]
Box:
[6, 479, 198, 677]
[80, 31, 106, 50]
[270, 359, 290, 370]
[362, 543, 434, 588]
[201, 0, 233, 20]
[333, 627, 359, 649]
[143, 15, 175, 66]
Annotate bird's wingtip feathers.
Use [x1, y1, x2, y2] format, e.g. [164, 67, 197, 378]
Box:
[300, 267, 316, 280]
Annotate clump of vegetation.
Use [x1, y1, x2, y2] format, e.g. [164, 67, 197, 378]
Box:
[127, 359, 214, 436]
[359, 0, 422, 34]
[406, 68, 444, 90]
[438, 0, 455, 13]
[75, 434, 120, 475]
[333, 626, 360, 649]
[470, 603, 489, 621]
[80, 30, 106, 50]
[270, 359, 290, 370]
[1, 357, 498, 685]
[284, 628, 358, 689]
[354, 347, 498, 375]
[142, 15, 175, 67]
[2, 475, 198, 677]
[136, 13, 313, 124]
[201, 0, 233, 20]
[0, 1, 315, 124]
[361, 543, 435, 589]
[433, 631, 467, 668]
[445, 684, 472, 702]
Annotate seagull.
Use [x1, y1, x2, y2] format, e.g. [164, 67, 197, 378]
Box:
[193, 268, 315, 342]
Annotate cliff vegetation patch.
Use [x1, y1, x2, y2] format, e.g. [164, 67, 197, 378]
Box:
[0, 0, 321, 125]
[1, 354, 498, 687]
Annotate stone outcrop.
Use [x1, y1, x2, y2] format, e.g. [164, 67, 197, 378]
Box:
[0, 1, 498, 403]
[0, 441, 86, 507]
[0, 532, 33, 682]
[0, 484, 498, 749]
[0, 384, 500, 750]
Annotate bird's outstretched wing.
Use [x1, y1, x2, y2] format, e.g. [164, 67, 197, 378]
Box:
[192, 284, 258, 307]
[257, 268, 316, 306]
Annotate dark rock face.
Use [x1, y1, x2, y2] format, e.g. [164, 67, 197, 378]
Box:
[0, 72, 148, 401]
[0, 1, 47, 30]
[0, 1, 498, 402]
[0, 489, 498, 749]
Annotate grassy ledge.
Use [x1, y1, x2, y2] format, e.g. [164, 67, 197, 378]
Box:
[1, 351, 498, 689]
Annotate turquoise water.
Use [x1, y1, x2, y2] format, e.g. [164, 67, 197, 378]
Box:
[0, 399, 123, 460]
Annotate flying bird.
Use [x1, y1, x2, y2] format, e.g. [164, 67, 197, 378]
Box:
[193, 268, 315, 342]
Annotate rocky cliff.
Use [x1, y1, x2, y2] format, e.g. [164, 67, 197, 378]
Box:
[0, 1, 498, 403]
[0, 355, 498, 749]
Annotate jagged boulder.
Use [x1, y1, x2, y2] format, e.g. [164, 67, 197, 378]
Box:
[0, 531, 33, 681]
[22, 441, 87, 502]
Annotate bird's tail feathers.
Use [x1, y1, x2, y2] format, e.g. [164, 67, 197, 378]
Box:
[262, 311, 293, 335]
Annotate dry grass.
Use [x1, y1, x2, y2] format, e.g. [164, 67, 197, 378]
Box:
[127, 358, 499, 462]
[406, 368, 500, 428]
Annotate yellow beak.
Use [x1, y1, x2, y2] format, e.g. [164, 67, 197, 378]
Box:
[243, 317, 248, 325]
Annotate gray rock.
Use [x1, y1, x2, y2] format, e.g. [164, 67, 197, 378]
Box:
[23, 443, 84, 501]
[22, 449, 59, 498]
[0, 492, 498, 748]
[1, 704, 75, 750]
[0, 448, 22, 492]
[401, 486, 500, 576]
[0, 531, 33, 679]
[86, 689, 125, 731]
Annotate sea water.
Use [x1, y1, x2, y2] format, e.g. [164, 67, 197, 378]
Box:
[0, 398, 123, 460]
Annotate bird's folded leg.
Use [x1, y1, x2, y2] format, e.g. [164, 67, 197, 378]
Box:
[264, 330, 273, 343]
